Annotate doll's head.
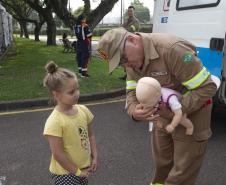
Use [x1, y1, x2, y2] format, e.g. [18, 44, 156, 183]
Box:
[136, 77, 161, 107]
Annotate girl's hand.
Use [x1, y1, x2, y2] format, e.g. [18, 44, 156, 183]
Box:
[89, 158, 98, 173]
[80, 169, 90, 177]
[90, 158, 97, 173]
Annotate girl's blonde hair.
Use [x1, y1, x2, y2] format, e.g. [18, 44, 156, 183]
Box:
[43, 61, 77, 93]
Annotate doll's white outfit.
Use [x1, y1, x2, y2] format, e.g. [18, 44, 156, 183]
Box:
[149, 87, 182, 132]
[160, 87, 182, 111]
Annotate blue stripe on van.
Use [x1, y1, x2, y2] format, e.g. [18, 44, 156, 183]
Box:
[196, 47, 222, 78]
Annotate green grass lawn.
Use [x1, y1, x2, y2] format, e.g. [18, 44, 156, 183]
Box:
[0, 37, 125, 102]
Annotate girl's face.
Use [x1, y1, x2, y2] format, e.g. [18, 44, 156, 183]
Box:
[81, 18, 86, 23]
[54, 78, 80, 107]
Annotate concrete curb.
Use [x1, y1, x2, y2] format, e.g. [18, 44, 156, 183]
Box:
[0, 88, 126, 112]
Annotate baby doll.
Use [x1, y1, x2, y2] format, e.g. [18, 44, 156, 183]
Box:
[136, 77, 193, 135]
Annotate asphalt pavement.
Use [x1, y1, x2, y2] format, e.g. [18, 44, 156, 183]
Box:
[0, 100, 226, 185]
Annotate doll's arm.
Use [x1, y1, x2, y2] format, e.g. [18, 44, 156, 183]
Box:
[166, 108, 182, 133]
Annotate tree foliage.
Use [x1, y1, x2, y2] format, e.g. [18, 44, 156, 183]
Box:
[48, 0, 119, 30]
[1, 0, 120, 45]
[0, 0, 45, 40]
[22, 0, 57, 45]
[73, 6, 84, 17]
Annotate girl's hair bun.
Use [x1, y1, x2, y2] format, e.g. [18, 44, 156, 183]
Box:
[45, 61, 58, 74]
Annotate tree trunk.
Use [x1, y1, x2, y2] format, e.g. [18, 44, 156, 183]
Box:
[34, 25, 40, 41]
[46, 17, 56, 45]
[21, 21, 29, 39]
[33, 22, 44, 41]
[34, 15, 45, 41]
[48, 0, 119, 30]
[25, 0, 56, 45]
[19, 22, 24, 38]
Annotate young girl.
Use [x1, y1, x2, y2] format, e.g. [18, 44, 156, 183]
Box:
[43, 61, 98, 185]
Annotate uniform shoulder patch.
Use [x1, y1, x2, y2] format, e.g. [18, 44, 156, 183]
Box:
[182, 52, 193, 63]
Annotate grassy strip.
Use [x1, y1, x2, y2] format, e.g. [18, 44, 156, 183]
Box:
[0, 37, 125, 101]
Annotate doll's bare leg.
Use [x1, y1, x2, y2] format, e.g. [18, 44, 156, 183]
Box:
[180, 114, 194, 135]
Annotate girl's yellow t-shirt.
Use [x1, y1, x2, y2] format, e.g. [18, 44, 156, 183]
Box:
[43, 104, 94, 175]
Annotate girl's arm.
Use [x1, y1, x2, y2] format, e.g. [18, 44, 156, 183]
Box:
[88, 125, 98, 172]
[46, 135, 90, 177]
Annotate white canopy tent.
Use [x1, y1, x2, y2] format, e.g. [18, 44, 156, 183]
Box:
[0, 3, 13, 54]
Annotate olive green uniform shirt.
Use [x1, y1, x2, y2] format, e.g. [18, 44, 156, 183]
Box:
[123, 16, 140, 32]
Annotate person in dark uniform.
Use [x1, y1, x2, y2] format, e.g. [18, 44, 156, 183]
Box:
[74, 14, 92, 77]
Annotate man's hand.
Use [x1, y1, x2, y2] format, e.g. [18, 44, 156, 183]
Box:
[132, 104, 159, 122]
[157, 102, 174, 120]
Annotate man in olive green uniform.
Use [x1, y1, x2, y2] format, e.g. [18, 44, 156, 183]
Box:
[123, 5, 140, 33]
[119, 5, 140, 80]
[97, 28, 217, 185]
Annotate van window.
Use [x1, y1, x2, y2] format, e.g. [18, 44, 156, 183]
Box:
[177, 0, 220, 10]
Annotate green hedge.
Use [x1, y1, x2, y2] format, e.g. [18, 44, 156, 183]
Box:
[13, 24, 153, 37]
[93, 24, 152, 36]
[13, 29, 74, 36]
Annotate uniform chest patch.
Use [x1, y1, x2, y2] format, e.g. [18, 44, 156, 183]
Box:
[182, 52, 193, 63]
[150, 71, 168, 77]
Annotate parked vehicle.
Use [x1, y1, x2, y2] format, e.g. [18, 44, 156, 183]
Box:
[152, 0, 226, 104]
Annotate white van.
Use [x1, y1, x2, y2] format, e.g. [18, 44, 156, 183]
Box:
[152, 0, 226, 104]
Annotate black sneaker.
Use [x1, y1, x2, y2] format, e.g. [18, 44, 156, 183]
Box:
[85, 73, 90, 77]
[81, 73, 90, 78]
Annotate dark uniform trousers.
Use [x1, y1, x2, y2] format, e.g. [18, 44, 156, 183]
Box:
[151, 104, 212, 185]
[74, 23, 92, 75]
[76, 40, 90, 73]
